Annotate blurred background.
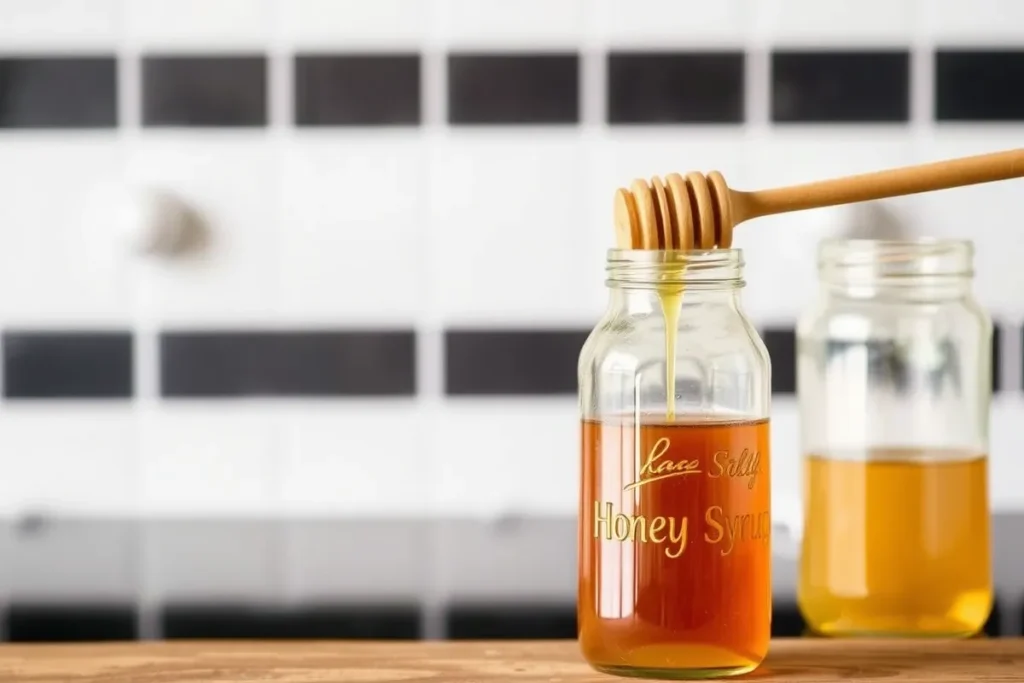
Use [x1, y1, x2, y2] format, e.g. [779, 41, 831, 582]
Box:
[0, 0, 1021, 643]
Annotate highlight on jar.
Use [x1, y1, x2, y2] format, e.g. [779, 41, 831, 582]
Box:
[578, 150, 1024, 680]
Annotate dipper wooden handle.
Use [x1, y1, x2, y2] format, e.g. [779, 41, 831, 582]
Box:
[615, 148, 1024, 250]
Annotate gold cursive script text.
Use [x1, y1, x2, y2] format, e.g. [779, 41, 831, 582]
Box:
[623, 437, 701, 492]
[709, 449, 762, 490]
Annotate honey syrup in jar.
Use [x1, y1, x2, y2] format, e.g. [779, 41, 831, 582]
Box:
[578, 249, 772, 678]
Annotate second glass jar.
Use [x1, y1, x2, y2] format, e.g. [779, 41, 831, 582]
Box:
[796, 238, 993, 637]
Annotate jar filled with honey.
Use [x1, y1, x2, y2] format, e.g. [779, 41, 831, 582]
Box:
[578, 249, 772, 679]
[796, 238, 993, 637]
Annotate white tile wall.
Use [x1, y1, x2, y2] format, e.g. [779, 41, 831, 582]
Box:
[282, 0, 429, 50]
[596, 0, 749, 47]
[0, 136, 133, 325]
[438, 0, 586, 48]
[430, 132, 594, 326]
[125, 135, 279, 326]
[752, 0, 917, 45]
[0, 0, 121, 51]
[276, 132, 426, 325]
[0, 0, 1021, 533]
[279, 402, 428, 516]
[925, 0, 1024, 43]
[0, 407, 138, 517]
[125, 0, 273, 50]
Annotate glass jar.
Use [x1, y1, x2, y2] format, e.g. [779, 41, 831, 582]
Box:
[796, 238, 993, 637]
[577, 249, 772, 679]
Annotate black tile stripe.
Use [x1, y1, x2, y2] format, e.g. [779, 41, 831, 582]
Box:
[295, 54, 420, 126]
[771, 50, 910, 123]
[6, 605, 137, 642]
[142, 55, 267, 127]
[444, 329, 587, 396]
[936, 49, 1024, 122]
[0, 57, 117, 129]
[607, 51, 745, 124]
[771, 603, 805, 637]
[446, 605, 576, 640]
[762, 327, 796, 395]
[992, 324, 1001, 394]
[3, 331, 133, 400]
[448, 53, 579, 125]
[160, 330, 415, 398]
[985, 600, 1002, 637]
[161, 605, 420, 639]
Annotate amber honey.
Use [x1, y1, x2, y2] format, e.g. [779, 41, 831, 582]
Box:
[799, 450, 992, 637]
[578, 416, 771, 679]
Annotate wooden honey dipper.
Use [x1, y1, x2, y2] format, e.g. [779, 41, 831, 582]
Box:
[614, 148, 1024, 250]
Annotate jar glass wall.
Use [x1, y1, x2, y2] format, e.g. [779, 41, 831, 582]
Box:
[796, 238, 993, 637]
[578, 249, 772, 679]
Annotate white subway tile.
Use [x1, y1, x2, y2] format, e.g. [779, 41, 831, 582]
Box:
[286, 520, 427, 601]
[435, 518, 576, 601]
[753, 0, 916, 45]
[277, 134, 425, 325]
[430, 133, 599, 325]
[924, 0, 1024, 43]
[140, 407, 276, 516]
[432, 399, 579, 516]
[281, 0, 429, 49]
[9, 520, 139, 603]
[990, 397, 1024, 512]
[438, 0, 585, 48]
[769, 397, 801, 511]
[279, 403, 427, 515]
[912, 129, 1024, 318]
[0, 407, 137, 516]
[0, 137, 135, 325]
[125, 136, 278, 325]
[144, 521, 283, 601]
[0, 0, 121, 50]
[126, 0, 272, 49]
[596, 129, 748, 201]
[595, 0, 749, 47]
[741, 129, 916, 322]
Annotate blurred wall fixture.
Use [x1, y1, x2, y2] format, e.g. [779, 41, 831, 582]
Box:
[115, 188, 209, 258]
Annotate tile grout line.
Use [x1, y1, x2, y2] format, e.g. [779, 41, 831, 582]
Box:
[120, 17, 162, 641]
[268, 0, 294, 613]
[419, 2, 448, 641]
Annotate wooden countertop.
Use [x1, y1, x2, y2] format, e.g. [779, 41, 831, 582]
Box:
[0, 638, 1021, 682]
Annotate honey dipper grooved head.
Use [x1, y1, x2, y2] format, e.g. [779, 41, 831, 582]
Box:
[613, 171, 734, 250]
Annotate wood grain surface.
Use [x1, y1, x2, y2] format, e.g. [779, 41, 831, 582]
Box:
[0, 638, 1021, 682]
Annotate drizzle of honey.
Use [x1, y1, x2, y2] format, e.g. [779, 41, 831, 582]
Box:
[658, 280, 684, 420]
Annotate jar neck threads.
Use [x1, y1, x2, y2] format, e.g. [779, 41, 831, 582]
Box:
[605, 249, 745, 291]
[818, 238, 974, 300]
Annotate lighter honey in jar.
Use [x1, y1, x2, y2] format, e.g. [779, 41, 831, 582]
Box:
[796, 238, 993, 637]
[578, 249, 772, 679]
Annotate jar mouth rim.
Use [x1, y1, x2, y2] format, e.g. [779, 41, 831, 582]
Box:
[818, 237, 973, 280]
[818, 237, 973, 250]
[607, 248, 744, 264]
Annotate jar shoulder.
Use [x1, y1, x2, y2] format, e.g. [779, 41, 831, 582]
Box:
[798, 294, 992, 340]
[579, 307, 769, 374]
